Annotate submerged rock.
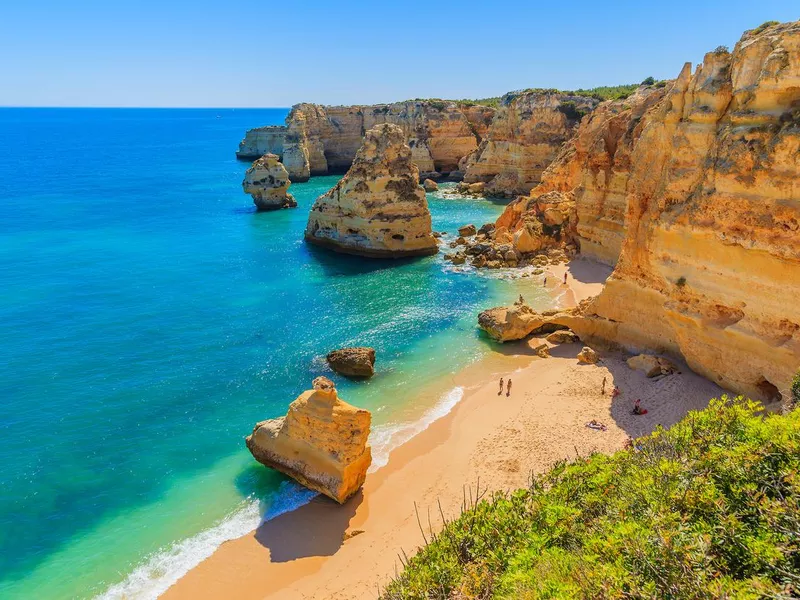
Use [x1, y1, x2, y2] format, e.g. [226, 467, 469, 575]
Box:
[245, 376, 372, 504]
[326, 347, 376, 378]
[304, 124, 438, 258]
[242, 153, 297, 211]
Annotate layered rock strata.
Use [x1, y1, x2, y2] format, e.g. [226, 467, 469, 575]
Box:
[245, 376, 371, 504]
[477, 21, 800, 403]
[460, 91, 600, 197]
[304, 124, 438, 257]
[242, 153, 296, 210]
[237, 101, 496, 182]
[492, 84, 669, 264]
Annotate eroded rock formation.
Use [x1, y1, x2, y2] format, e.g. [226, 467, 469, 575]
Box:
[493, 84, 669, 263]
[582, 21, 800, 403]
[460, 92, 600, 197]
[242, 153, 297, 210]
[245, 376, 371, 504]
[237, 101, 495, 181]
[326, 347, 376, 378]
[476, 19, 800, 404]
[304, 124, 438, 257]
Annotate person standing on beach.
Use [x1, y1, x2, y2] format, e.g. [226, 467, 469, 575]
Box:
[506, 379, 512, 397]
[602, 376, 607, 395]
[543, 276, 547, 287]
[498, 377, 504, 396]
[563, 272, 568, 285]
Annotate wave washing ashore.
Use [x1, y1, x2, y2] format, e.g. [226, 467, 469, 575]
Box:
[0, 108, 554, 599]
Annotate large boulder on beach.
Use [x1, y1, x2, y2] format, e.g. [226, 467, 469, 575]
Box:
[478, 298, 543, 342]
[242, 153, 297, 211]
[326, 347, 376, 378]
[245, 376, 372, 504]
[627, 354, 680, 378]
[304, 123, 438, 258]
[577, 346, 599, 364]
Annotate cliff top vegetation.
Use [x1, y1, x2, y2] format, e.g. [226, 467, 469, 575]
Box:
[383, 396, 800, 599]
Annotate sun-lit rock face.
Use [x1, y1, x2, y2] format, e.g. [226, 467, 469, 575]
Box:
[236, 101, 495, 181]
[494, 85, 669, 262]
[578, 21, 800, 403]
[245, 376, 371, 504]
[304, 123, 438, 257]
[241, 153, 297, 210]
[460, 92, 600, 197]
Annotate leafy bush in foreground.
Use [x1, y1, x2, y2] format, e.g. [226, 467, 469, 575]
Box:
[383, 397, 800, 599]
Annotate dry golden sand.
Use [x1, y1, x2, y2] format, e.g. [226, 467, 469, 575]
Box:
[162, 260, 723, 600]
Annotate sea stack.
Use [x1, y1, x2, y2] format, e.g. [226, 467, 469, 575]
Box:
[242, 153, 297, 211]
[245, 376, 371, 504]
[304, 123, 438, 257]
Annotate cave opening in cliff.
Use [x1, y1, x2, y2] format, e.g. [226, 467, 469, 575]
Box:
[755, 377, 782, 403]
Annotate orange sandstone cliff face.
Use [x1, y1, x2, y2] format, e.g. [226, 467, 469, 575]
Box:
[237, 101, 495, 181]
[494, 84, 669, 263]
[580, 21, 800, 402]
[460, 92, 600, 197]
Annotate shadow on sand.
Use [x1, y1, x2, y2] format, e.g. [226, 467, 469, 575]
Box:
[567, 257, 613, 285]
[234, 463, 363, 562]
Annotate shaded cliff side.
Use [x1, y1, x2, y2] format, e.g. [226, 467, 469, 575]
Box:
[237, 101, 495, 181]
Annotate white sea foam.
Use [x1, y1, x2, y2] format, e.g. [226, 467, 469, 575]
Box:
[97, 387, 464, 599]
[96, 481, 316, 600]
[369, 386, 464, 471]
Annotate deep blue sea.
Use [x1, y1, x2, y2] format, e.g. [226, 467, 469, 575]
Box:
[0, 108, 548, 598]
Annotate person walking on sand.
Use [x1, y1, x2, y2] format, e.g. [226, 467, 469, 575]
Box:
[498, 377, 504, 396]
[543, 276, 547, 287]
[506, 379, 512, 397]
[563, 272, 568, 285]
[601, 376, 607, 395]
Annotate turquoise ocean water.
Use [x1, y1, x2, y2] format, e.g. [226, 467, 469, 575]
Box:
[0, 108, 550, 598]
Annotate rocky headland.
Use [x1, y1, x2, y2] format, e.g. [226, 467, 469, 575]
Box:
[476, 16, 800, 406]
[241, 153, 297, 210]
[237, 101, 495, 182]
[460, 91, 600, 197]
[304, 123, 438, 258]
[245, 376, 371, 504]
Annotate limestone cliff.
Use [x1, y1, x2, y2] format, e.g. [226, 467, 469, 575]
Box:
[242, 153, 296, 210]
[494, 84, 669, 262]
[461, 92, 600, 197]
[237, 101, 495, 182]
[486, 21, 800, 404]
[304, 123, 438, 257]
[246, 376, 371, 504]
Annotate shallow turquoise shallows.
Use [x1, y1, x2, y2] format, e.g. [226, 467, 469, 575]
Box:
[0, 108, 549, 599]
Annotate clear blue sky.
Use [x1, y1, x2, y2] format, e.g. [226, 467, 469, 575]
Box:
[1, 0, 796, 107]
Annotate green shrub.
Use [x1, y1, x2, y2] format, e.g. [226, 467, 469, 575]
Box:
[713, 45, 730, 54]
[641, 76, 656, 86]
[792, 370, 800, 406]
[383, 397, 800, 599]
[676, 276, 687, 287]
[751, 20, 780, 35]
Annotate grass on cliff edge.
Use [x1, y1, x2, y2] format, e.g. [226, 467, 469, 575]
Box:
[382, 396, 800, 599]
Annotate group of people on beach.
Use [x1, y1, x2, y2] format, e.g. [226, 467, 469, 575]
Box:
[498, 377, 512, 397]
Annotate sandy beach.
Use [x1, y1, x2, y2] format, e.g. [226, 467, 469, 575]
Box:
[163, 259, 722, 600]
